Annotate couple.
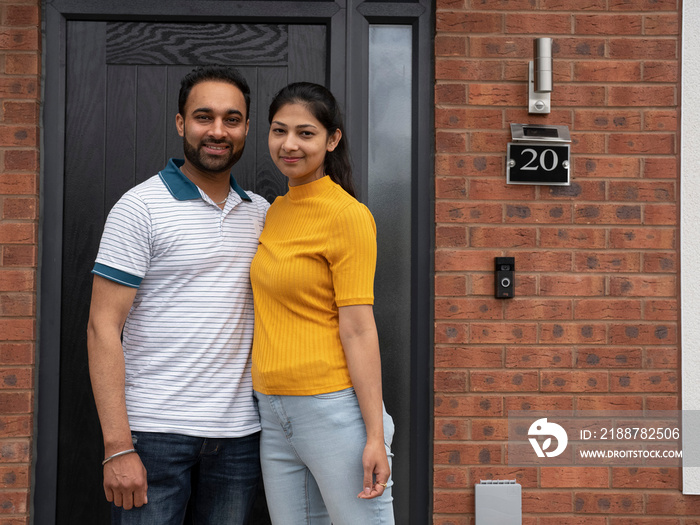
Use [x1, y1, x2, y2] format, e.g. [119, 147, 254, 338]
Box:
[87, 66, 395, 525]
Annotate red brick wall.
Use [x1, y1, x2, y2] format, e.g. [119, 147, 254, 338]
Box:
[0, 0, 689, 522]
[0, 0, 40, 522]
[434, 0, 684, 523]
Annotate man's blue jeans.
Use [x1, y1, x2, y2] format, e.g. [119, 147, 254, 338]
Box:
[111, 431, 261, 525]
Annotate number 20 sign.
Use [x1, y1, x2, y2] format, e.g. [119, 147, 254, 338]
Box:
[506, 143, 570, 186]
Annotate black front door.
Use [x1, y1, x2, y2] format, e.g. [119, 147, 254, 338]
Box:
[57, 20, 325, 524]
[40, 2, 433, 524]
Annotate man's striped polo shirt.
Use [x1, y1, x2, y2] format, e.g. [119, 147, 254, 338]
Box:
[92, 158, 269, 437]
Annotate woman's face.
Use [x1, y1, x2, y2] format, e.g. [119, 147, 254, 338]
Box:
[268, 103, 341, 187]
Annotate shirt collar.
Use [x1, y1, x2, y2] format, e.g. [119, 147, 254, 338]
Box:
[158, 158, 252, 202]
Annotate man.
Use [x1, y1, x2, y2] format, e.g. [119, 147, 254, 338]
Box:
[87, 65, 269, 524]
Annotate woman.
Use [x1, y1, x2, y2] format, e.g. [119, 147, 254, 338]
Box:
[250, 82, 395, 524]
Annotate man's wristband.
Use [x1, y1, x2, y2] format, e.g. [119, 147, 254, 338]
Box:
[102, 448, 137, 466]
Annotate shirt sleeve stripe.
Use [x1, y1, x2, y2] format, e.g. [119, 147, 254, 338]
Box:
[92, 263, 142, 288]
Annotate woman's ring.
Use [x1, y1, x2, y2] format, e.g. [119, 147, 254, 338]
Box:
[378, 481, 388, 488]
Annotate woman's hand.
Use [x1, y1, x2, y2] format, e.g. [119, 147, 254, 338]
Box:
[357, 439, 390, 499]
[339, 305, 391, 500]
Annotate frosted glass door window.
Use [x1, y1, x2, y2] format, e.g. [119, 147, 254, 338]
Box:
[368, 23, 412, 483]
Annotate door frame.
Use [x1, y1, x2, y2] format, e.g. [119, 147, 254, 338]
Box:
[37, 1, 433, 523]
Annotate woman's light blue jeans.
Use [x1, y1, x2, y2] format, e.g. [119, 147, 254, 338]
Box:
[254, 388, 395, 525]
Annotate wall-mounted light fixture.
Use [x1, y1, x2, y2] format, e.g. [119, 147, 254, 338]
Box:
[529, 37, 552, 114]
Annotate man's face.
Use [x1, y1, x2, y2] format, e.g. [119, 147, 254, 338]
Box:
[176, 81, 249, 176]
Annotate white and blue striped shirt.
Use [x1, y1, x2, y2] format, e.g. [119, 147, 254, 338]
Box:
[93, 159, 269, 437]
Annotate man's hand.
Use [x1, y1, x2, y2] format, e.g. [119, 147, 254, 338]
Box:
[103, 452, 148, 509]
[88, 276, 144, 507]
[357, 440, 390, 500]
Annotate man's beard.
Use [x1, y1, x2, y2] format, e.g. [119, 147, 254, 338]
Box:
[182, 135, 245, 175]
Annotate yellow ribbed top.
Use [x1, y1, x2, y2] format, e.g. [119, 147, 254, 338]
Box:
[250, 176, 377, 395]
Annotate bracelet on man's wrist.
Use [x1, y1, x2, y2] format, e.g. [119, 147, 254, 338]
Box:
[102, 448, 137, 466]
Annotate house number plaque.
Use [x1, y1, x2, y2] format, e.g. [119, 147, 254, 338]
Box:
[506, 142, 570, 185]
[506, 123, 571, 186]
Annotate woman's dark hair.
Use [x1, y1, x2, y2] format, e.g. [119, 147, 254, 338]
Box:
[179, 66, 251, 119]
[268, 82, 356, 198]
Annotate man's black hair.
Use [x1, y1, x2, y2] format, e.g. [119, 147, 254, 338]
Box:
[178, 65, 251, 119]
